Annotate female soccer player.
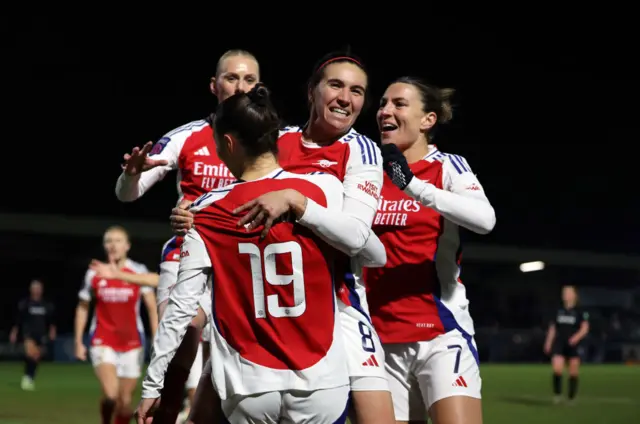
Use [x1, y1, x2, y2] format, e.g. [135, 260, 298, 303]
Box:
[544, 285, 590, 404]
[171, 51, 394, 424]
[74, 225, 158, 424]
[115, 49, 261, 422]
[89, 259, 159, 287]
[366, 77, 496, 424]
[9, 279, 56, 391]
[139, 83, 386, 424]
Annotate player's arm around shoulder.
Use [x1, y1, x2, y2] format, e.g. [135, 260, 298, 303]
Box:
[300, 173, 345, 212]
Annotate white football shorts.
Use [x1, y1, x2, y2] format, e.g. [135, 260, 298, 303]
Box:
[338, 300, 388, 391]
[89, 346, 144, 379]
[384, 329, 482, 421]
[222, 385, 350, 424]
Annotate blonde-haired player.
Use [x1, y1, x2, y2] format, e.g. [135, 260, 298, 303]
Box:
[74, 225, 157, 424]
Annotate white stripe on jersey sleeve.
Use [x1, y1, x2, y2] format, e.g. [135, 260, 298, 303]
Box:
[343, 133, 383, 221]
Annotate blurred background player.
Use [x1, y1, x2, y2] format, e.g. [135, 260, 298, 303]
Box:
[138, 83, 359, 424]
[89, 258, 203, 422]
[366, 77, 496, 424]
[9, 279, 56, 391]
[171, 50, 394, 424]
[74, 225, 158, 424]
[115, 49, 261, 423]
[544, 284, 590, 404]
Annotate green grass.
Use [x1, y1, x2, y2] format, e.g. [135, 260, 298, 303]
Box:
[0, 362, 638, 423]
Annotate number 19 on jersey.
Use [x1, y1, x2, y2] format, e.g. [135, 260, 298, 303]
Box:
[239, 242, 306, 319]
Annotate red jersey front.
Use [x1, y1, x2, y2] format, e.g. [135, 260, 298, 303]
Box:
[365, 146, 484, 344]
[79, 259, 152, 351]
[147, 118, 235, 202]
[183, 169, 348, 396]
[277, 126, 383, 313]
[137, 118, 237, 263]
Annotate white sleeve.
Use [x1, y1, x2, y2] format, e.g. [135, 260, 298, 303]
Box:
[78, 270, 94, 302]
[128, 260, 154, 295]
[343, 135, 384, 223]
[404, 154, 496, 235]
[296, 172, 387, 266]
[115, 126, 188, 202]
[141, 230, 211, 399]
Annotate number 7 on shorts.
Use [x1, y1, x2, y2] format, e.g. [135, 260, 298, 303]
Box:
[447, 344, 462, 373]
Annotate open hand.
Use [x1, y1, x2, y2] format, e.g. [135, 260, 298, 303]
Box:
[122, 141, 169, 176]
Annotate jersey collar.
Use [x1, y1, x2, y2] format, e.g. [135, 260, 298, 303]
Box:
[422, 144, 439, 160]
[299, 123, 360, 147]
[236, 167, 285, 183]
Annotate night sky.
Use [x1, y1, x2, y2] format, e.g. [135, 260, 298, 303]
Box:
[3, 12, 637, 254]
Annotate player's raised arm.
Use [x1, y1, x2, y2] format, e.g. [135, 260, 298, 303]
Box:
[141, 229, 211, 400]
[383, 144, 496, 235]
[115, 130, 185, 202]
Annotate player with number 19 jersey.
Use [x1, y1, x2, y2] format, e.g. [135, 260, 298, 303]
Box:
[277, 126, 387, 391]
[147, 168, 350, 423]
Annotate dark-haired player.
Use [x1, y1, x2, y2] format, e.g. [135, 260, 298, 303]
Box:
[9, 279, 56, 391]
[366, 77, 496, 424]
[544, 285, 590, 404]
[139, 83, 386, 423]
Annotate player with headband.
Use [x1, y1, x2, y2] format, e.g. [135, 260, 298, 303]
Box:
[171, 50, 395, 424]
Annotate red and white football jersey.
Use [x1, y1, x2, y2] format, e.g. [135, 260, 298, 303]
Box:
[138, 118, 236, 263]
[146, 118, 235, 203]
[183, 168, 349, 398]
[365, 146, 483, 344]
[277, 126, 383, 316]
[79, 259, 152, 352]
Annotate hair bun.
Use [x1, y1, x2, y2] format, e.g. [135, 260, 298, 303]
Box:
[248, 83, 271, 107]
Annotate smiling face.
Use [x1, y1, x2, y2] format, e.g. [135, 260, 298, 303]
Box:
[377, 82, 437, 150]
[308, 61, 367, 139]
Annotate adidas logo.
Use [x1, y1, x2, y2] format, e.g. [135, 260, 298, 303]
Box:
[194, 147, 210, 156]
[452, 376, 468, 387]
[361, 354, 379, 367]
